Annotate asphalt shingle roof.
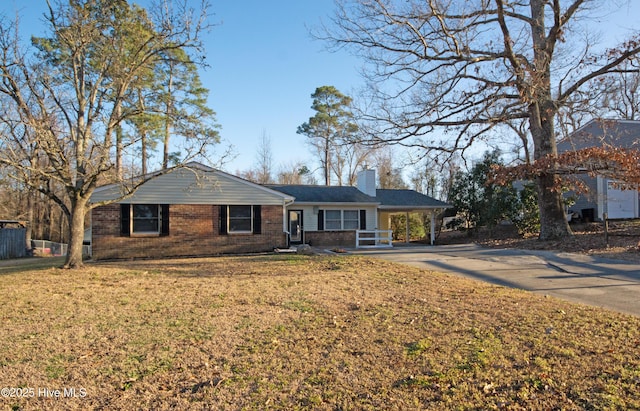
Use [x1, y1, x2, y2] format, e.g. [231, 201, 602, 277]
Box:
[267, 185, 379, 203]
[268, 184, 450, 208]
[375, 189, 450, 208]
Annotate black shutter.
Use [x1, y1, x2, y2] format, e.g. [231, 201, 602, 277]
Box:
[160, 204, 170, 236]
[253, 205, 262, 234]
[219, 205, 228, 235]
[360, 209, 367, 230]
[317, 210, 324, 231]
[120, 204, 130, 236]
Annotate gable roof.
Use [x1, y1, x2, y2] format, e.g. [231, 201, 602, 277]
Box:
[267, 185, 379, 205]
[268, 184, 451, 210]
[91, 162, 294, 205]
[558, 119, 640, 152]
[91, 162, 452, 210]
[376, 189, 451, 210]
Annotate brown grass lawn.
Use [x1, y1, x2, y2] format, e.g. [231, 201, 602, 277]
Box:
[1, 255, 639, 410]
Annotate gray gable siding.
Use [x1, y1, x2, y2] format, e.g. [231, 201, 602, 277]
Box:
[91, 168, 292, 205]
[557, 119, 640, 152]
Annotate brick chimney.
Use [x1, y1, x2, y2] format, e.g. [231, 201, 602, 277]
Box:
[357, 169, 376, 197]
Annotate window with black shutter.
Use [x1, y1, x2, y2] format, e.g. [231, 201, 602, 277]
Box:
[219, 205, 228, 235]
[121, 204, 169, 236]
[220, 205, 261, 235]
[317, 210, 324, 231]
[253, 205, 262, 234]
[160, 205, 170, 236]
[120, 204, 130, 236]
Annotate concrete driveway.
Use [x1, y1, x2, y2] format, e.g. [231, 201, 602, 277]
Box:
[351, 244, 640, 317]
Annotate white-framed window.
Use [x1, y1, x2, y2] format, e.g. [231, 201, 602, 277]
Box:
[323, 209, 361, 230]
[121, 204, 169, 237]
[132, 204, 160, 234]
[343, 210, 360, 230]
[219, 205, 262, 235]
[325, 210, 342, 230]
[228, 205, 253, 233]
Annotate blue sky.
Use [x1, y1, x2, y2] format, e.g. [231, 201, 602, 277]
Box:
[203, 2, 362, 175]
[2, 1, 639, 179]
[1, 0, 363, 176]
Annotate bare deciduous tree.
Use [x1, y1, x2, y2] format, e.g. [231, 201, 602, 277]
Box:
[236, 130, 275, 184]
[276, 162, 317, 185]
[373, 148, 407, 189]
[255, 130, 275, 184]
[320, 0, 640, 240]
[595, 60, 640, 120]
[332, 140, 375, 186]
[0, 0, 211, 268]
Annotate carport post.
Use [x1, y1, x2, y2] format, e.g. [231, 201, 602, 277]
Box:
[406, 211, 410, 244]
[430, 210, 436, 245]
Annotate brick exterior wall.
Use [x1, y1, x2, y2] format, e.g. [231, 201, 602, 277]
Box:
[91, 204, 287, 260]
[305, 230, 356, 247]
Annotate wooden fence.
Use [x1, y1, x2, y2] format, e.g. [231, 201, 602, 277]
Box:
[0, 228, 27, 259]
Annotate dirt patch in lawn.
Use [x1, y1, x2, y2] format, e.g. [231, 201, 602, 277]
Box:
[1, 255, 639, 410]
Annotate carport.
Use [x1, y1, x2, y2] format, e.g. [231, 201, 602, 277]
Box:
[374, 190, 451, 245]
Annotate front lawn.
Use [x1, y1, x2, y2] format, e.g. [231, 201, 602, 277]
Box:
[1, 255, 639, 410]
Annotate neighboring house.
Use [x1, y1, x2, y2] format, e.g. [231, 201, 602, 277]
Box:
[557, 119, 640, 221]
[90, 164, 450, 260]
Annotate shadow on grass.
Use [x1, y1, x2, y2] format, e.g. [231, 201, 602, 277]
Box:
[0, 257, 66, 275]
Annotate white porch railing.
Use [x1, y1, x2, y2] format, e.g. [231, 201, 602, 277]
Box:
[356, 230, 393, 248]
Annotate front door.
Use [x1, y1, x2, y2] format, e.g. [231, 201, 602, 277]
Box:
[289, 210, 303, 244]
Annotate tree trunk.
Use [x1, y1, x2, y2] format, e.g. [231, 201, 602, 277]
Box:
[59, 208, 65, 243]
[163, 112, 171, 169]
[163, 70, 174, 170]
[529, 102, 572, 240]
[527, 0, 572, 241]
[535, 173, 571, 239]
[35, 197, 43, 240]
[323, 133, 330, 186]
[64, 198, 87, 269]
[115, 104, 123, 178]
[141, 130, 148, 175]
[48, 205, 54, 241]
[26, 191, 34, 250]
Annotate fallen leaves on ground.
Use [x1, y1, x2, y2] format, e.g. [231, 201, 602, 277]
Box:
[1, 255, 639, 410]
[440, 221, 640, 263]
